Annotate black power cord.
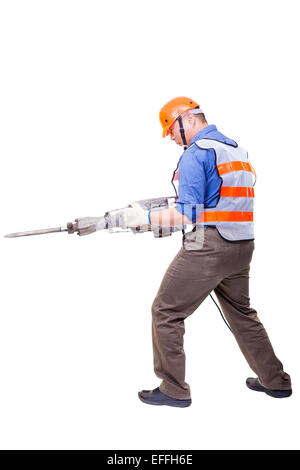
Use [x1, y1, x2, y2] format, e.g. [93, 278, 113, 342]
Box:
[209, 293, 232, 333]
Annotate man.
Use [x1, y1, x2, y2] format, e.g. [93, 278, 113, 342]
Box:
[125, 96, 292, 407]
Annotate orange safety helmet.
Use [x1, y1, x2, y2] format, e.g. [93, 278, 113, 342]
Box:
[159, 96, 200, 137]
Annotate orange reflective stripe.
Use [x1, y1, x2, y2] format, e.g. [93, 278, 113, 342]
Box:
[198, 211, 253, 223]
[220, 186, 254, 197]
[217, 161, 255, 175]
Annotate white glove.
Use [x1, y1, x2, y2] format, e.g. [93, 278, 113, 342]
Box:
[122, 202, 150, 228]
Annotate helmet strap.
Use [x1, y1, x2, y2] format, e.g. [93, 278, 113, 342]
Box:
[177, 115, 188, 150]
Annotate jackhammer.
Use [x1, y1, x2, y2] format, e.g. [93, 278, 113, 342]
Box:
[5, 196, 184, 239]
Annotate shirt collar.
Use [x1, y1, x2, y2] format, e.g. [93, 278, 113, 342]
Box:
[189, 124, 217, 146]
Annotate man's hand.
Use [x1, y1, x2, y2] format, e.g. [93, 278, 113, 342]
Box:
[122, 203, 149, 228]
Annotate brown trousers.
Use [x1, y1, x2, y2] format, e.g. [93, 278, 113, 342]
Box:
[152, 227, 291, 399]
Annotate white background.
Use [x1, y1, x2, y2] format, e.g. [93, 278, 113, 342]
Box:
[1, 0, 299, 450]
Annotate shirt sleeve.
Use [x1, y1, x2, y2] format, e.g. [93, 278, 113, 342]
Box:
[175, 149, 206, 223]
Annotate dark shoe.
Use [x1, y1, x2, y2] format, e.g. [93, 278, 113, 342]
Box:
[246, 377, 292, 398]
[138, 387, 191, 408]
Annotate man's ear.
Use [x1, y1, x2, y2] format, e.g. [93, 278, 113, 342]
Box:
[185, 113, 196, 126]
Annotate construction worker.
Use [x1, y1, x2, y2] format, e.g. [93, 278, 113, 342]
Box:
[124, 97, 292, 407]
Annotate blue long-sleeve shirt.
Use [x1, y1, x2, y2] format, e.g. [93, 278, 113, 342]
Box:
[175, 124, 237, 222]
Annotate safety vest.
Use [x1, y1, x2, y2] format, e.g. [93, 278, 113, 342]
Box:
[172, 138, 255, 242]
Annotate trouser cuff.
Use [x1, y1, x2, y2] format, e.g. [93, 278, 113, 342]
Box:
[159, 380, 191, 400]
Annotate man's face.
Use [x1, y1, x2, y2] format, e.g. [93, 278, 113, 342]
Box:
[169, 119, 183, 146]
[169, 114, 195, 147]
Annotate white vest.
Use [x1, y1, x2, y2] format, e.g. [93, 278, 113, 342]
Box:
[172, 139, 255, 242]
